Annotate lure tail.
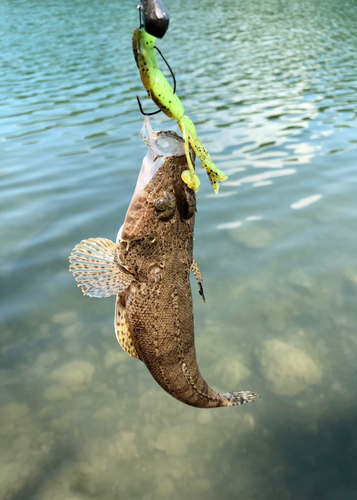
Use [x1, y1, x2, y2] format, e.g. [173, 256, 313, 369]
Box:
[178, 116, 228, 194]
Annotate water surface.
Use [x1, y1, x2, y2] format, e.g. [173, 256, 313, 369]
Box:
[1, 0, 357, 499]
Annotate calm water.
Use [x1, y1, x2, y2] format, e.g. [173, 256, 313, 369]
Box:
[1, 0, 357, 498]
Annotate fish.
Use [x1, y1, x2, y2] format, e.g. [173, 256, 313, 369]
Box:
[69, 117, 259, 408]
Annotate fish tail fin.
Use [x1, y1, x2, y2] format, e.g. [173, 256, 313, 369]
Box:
[69, 238, 134, 298]
[220, 390, 260, 407]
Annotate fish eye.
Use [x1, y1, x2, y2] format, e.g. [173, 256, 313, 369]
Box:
[153, 191, 176, 220]
[154, 198, 167, 211]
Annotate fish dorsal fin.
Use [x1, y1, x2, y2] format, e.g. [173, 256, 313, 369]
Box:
[115, 297, 141, 360]
[191, 260, 206, 303]
[69, 238, 134, 298]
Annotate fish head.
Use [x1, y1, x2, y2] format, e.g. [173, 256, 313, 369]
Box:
[117, 118, 196, 274]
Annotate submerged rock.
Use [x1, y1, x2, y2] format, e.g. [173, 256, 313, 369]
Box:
[51, 311, 78, 325]
[43, 384, 72, 401]
[214, 359, 251, 387]
[230, 224, 272, 249]
[260, 339, 322, 396]
[50, 360, 95, 388]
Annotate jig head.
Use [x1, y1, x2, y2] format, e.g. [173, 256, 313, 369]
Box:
[138, 0, 170, 39]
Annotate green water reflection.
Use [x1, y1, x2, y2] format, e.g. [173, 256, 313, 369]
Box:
[1, 0, 357, 499]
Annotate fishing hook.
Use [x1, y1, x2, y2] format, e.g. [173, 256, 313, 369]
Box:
[136, 95, 162, 116]
[135, 47, 176, 115]
[154, 45, 176, 94]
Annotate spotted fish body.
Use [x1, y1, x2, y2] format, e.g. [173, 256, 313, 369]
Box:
[69, 118, 258, 408]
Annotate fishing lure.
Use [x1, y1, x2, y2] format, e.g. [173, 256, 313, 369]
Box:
[132, 27, 228, 193]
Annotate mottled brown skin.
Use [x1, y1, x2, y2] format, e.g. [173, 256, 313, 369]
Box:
[117, 153, 228, 408]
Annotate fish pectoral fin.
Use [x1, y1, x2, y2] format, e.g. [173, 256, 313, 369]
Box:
[69, 238, 134, 298]
[191, 260, 206, 303]
[115, 297, 141, 360]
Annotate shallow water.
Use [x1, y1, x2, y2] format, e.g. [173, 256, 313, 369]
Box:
[1, 0, 357, 498]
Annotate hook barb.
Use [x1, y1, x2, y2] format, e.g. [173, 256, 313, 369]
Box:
[136, 95, 162, 116]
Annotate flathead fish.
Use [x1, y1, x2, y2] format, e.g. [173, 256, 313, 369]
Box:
[69, 118, 259, 408]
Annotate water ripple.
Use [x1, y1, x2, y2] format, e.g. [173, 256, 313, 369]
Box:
[1, 1, 357, 499]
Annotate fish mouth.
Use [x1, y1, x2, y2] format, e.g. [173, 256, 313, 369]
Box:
[133, 116, 186, 196]
[140, 116, 185, 157]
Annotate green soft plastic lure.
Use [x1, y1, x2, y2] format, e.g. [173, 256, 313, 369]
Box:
[132, 27, 228, 193]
